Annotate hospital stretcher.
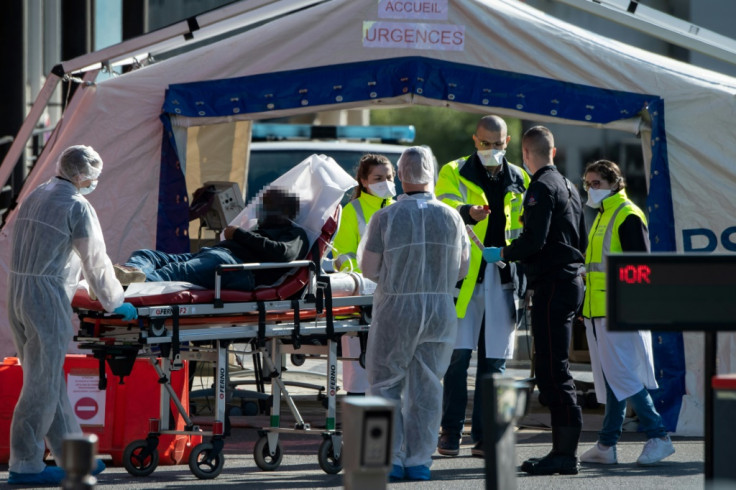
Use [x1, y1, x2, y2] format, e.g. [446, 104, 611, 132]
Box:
[71, 212, 374, 480]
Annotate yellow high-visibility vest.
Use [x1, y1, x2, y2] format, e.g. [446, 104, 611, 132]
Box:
[583, 189, 647, 318]
[333, 192, 393, 273]
[435, 156, 529, 318]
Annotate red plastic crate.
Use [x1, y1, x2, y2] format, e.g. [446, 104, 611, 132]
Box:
[0, 355, 201, 465]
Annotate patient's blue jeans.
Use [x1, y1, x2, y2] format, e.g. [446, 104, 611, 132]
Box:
[598, 377, 667, 446]
[125, 247, 255, 290]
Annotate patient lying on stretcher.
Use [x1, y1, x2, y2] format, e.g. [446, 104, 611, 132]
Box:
[115, 188, 309, 291]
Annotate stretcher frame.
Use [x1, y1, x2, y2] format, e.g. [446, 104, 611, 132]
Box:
[73, 259, 373, 480]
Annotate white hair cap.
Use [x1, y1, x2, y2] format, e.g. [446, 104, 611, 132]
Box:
[56, 145, 103, 184]
[397, 146, 433, 185]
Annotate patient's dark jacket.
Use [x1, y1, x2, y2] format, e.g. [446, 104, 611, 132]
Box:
[218, 223, 309, 286]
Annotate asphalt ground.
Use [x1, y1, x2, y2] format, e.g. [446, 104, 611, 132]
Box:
[0, 427, 708, 489]
[0, 359, 714, 489]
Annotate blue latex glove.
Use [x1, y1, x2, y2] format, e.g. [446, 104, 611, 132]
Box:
[113, 302, 138, 321]
[482, 246, 503, 263]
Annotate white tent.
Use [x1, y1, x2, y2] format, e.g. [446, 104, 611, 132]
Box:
[1, 0, 735, 435]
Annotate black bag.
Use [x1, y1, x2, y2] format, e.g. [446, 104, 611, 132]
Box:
[188, 184, 218, 222]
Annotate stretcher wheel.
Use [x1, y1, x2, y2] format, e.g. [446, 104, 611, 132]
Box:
[254, 436, 283, 471]
[317, 438, 343, 474]
[122, 439, 159, 477]
[188, 442, 225, 479]
[290, 353, 306, 366]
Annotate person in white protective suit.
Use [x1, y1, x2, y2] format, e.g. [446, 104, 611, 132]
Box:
[358, 146, 470, 482]
[6, 145, 137, 486]
[332, 153, 396, 396]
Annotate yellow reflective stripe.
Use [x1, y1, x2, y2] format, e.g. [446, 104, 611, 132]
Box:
[437, 193, 462, 202]
[506, 227, 522, 240]
[454, 158, 470, 203]
[457, 181, 468, 203]
[353, 200, 367, 236]
[587, 201, 630, 273]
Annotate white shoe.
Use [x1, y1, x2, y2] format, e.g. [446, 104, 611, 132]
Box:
[637, 435, 675, 465]
[580, 442, 617, 464]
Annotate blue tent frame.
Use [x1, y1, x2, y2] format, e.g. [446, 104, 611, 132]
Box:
[158, 56, 683, 429]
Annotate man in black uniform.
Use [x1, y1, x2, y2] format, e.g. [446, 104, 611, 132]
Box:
[482, 126, 587, 475]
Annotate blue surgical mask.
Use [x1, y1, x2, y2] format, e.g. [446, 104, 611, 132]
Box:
[523, 162, 533, 175]
[79, 180, 98, 195]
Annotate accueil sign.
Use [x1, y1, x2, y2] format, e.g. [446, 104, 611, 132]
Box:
[363, 0, 465, 51]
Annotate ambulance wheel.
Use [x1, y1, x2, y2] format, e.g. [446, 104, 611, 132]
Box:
[318, 438, 343, 474]
[254, 436, 283, 471]
[123, 439, 159, 477]
[188, 442, 224, 479]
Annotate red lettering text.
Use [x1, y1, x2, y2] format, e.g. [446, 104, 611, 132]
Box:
[619, 264, 651, 284]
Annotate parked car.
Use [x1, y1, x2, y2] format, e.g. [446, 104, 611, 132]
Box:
[246, 138, 437, 205]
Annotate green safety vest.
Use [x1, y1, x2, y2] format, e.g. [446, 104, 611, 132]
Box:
[583, 189, 647, 318]
[435, 156, 529, 318]
[332, 192, 393, 273]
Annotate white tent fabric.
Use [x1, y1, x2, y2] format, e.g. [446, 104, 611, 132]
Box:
[227, 153, 358, 247]
[1, 0, 735, 435]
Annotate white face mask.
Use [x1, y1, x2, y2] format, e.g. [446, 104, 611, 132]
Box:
[79, 180, 98, 195]
[586, 188, 611, 209]
[478, 149, 505, 167]
[368, 180, 396, 199]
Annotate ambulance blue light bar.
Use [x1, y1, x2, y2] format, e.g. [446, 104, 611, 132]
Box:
[251, 124, 415, 143]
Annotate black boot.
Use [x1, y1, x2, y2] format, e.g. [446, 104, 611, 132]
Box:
[521, 426, 581, 475]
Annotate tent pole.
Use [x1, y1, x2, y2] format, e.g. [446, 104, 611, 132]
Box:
[8, 69, 100, 207]
[0, 71, 61, 191]
[61, 0, 325, 73]
[0, 0, 329, 199]
[554, 0, 736, 67]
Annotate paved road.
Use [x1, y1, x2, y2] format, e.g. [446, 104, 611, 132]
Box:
[0, 360, 714, 489]
[0, 429, 707, 489]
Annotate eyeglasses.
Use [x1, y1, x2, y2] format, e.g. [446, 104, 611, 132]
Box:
[583, 179, 602, 191]
[475, 135, 505, 150]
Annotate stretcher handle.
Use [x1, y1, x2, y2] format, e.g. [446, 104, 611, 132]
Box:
[216, 260, 314, 272]
[214, 260, 316, 303]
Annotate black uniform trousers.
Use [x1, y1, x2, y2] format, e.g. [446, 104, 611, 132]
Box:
[531, 274, 585, 428]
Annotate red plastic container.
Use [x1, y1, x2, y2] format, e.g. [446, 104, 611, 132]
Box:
[0, 355, 201, 465]
[0, 357, 24, 463]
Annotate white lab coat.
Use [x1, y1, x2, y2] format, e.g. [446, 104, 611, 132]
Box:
[453, 263, 516, 359]
[584, 317, 658, 403]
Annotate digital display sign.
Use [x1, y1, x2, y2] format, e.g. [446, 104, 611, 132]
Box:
[607, 253, 736, 331]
